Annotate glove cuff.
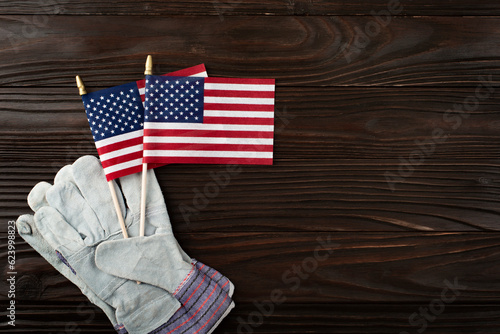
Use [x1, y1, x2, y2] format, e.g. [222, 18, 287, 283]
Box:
[194, 260, 235, 298]
[148, 260, 235, 334]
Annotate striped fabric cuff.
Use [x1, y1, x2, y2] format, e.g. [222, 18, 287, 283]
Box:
[194, 260, 235, 298]
[148, 260, 235, 334]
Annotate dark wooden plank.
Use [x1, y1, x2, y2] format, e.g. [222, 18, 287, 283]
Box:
[1, 87, 499, 232]
[2, 0, 500, 16]
[6, 302, 500, 333]
[1, 16, 500, 87]
[2, 233, 500, 303]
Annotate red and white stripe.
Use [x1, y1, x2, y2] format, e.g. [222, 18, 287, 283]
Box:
[143, 77, 275, 165]
[96, 130, 144, 181]
[97, 64, 208, 181]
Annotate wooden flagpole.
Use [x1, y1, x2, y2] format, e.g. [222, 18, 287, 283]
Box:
[76, 75, 129, 239]
[140, 55, 153, 237]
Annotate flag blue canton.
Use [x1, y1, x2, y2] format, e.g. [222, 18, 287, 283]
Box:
[82, 82, 144, 142]
[144, 75, 205, 123]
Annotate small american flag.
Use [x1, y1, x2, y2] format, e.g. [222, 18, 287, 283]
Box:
[81, 65, 208, 181]
[143, 76, 276, 165]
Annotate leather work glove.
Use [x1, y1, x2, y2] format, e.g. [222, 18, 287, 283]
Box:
[17, 155, 234, 333]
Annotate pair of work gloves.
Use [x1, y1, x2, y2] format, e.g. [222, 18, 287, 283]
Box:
[16, 155, 234, 334]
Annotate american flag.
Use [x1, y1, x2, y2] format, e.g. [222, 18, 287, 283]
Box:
[143, 76, 275, 165]
[81, 65, 208, 181]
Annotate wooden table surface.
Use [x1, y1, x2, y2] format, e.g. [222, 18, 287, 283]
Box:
[1, 1, 500, 333]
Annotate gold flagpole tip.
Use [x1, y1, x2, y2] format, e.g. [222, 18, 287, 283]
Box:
[144, 55, 153, 75]
[76, 75, 87, 96]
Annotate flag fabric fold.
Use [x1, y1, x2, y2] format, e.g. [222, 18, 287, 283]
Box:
[81, 65, 208, 181]
[143, 75, 276, 165]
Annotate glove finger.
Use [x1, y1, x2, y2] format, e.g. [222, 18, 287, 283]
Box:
[27, 182, 52, 212]
[27, 163, 76, 213]
[95, 234, 192, 292]
[35, 206, 85, 254]
[72, 155, 127, 234]
[120, 169, 166, 213]
[118, 170, 172, 237]
[27, 163, 77, 213]
[46, 181, 104, 244]
[54, 164, 75, 185]
[16, 214, 35, 236]
[121, 210, 156, 237]
[17, 213, 81, 278]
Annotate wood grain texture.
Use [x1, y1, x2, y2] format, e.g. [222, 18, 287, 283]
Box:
[1, 0, 500, 16]
[2, 233, 500, 303]
[1, 16, 500, 87]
